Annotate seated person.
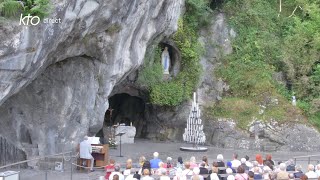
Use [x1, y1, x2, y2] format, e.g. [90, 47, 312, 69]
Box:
[176, 157, 184, 169]
[160, 168, 170, 180]
[293, 164, 303, 178]
[202, 156, 210, 168]
[305, 164, 317, 179]
[192, 167, 204, 180]
[105, 159, 116, 180]
[141, 169, 154, 180]
[182, 162, 193, 176]
[209, 166, 219, 180]
[253, 167, 262, 180]
[109, 165, 124, 180]
[227, 162, 236, 173]
[123, 159, 133, 175]
[173, 168, 187, 180]
[199, 161, 209, 175]
[190, 156, 198, 169]
[156, 162, 167, 175]
[286, 159, 295, 172]
[79, 136, 95, 172]
[235, 166, 248, 180]
[150, 152, 162, 169]
[164, 157, 173, 168]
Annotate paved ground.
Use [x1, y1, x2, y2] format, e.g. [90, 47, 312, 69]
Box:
[3, 139, 320, 180]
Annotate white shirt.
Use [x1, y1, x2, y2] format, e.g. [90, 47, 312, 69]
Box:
[109, 172, 125, 180]
[141, 176, 154, 180]
[245, 161, 253, 168]
[231, 160, 241, 169]
[160, 176, 170, 180]
[182, 169, 193, 176]
[79, 140, 93, 159]
[305, 171, 318, 179]
[210, 173, 220, 180]
[123, 169, 132, 176]
[316, 170, 320, 177]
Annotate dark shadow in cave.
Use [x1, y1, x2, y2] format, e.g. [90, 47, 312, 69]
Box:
[103, 93, 147, 138]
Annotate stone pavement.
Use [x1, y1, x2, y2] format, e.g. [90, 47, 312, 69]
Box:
[6, 139, 320, 180]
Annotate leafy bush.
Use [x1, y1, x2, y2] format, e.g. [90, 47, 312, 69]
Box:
[0, 0, 50, 19]
[23, 0, 51, 19]
[214, 0, 320, 128]
[150, 82, 185, 106]
[137, 47, 163, 88]
[0, 0, 22, 17]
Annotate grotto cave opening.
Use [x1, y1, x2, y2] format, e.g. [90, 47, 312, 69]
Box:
[97, 93, 149, 143]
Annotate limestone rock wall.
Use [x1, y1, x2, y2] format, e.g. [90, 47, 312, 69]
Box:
[0, 0, 183, 160]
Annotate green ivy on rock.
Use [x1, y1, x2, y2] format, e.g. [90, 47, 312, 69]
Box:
[140, 0, 212, 106]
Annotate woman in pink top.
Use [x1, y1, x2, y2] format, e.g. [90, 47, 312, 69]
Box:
[190, 156, 198, 169]
[235, 166, 248, 180]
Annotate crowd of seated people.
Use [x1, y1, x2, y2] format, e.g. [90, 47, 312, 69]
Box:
[104, 152, 320, 180]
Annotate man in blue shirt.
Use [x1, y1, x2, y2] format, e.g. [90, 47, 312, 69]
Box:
[150, 152, 162, 168]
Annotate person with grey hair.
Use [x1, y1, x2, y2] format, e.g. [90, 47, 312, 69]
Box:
[286, 159, 295, 172]
[150, 152, 162, 169]
[240, 158, 249, 172]
[160, 168, 170, 180]
[305, 164, 317, 178]
[109, 165, 124, 180]
[79, 136, 95, 172]
[217, 154, 225, 167]
[293, 164, 303, 178]
[276, 163, 289, 180]
[263, 166, 272, 180]
[215, 154, 226, 174]
[225, 168, 235, 180]
[165, 157, 172, 168]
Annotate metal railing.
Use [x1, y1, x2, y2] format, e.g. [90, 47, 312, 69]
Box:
[293, 154, 320, 165]
[0, 151, 75, 180]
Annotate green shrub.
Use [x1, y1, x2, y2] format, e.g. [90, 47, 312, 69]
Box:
[215, 0, 320, 129]
[0, 0, 22, 17]
[0, 0, 50, 19]
[150, 82, 185, 106]
[137, 47, 163, 88]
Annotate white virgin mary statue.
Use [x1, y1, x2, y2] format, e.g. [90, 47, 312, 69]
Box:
[161, 47, 170, 74]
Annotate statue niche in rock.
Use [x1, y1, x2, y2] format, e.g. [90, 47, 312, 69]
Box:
[161, 47, 170, 75]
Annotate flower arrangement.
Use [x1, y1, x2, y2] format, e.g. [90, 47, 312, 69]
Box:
[108, 138, 117, 148]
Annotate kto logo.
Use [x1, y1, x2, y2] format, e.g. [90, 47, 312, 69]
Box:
[19, 14, 40, 26]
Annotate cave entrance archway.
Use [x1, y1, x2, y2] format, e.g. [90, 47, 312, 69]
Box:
[103, 93, 147, 138]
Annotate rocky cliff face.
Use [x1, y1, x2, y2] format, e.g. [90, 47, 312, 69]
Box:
[132, 13, 320, 152]
[0, 0, 183, 163]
